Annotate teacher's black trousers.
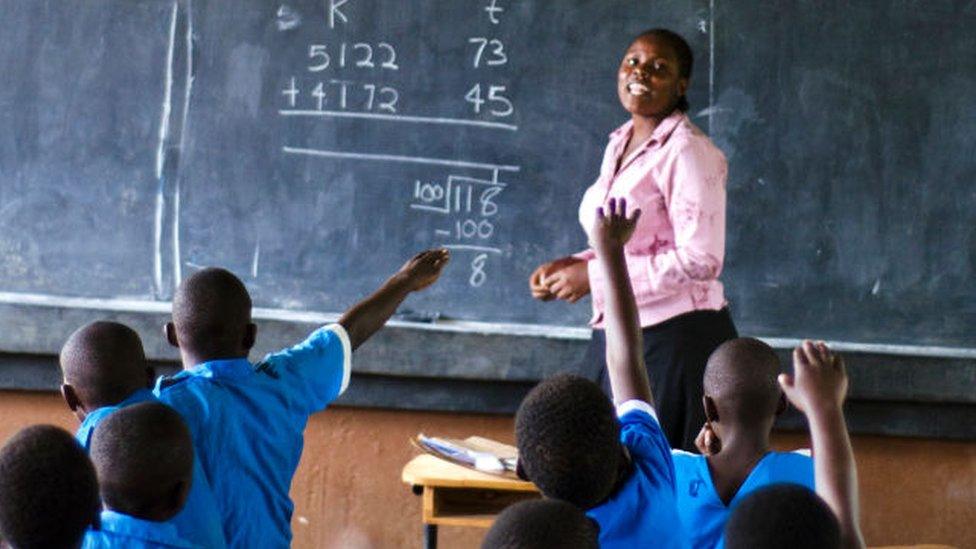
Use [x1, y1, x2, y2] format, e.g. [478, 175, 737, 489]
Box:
[583, 308, 738, 452]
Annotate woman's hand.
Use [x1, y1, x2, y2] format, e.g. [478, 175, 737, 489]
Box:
[529, 257, 590, 303]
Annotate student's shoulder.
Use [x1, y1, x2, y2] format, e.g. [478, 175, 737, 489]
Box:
[668, 118, 727, 166]
[616, 400, 670, 455]
[153, 370, 217, 411]
[669, 449, 703, 469]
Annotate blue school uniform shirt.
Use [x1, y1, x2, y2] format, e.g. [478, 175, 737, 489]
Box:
[671, 449, 814, 548]
[74, 389, 226, 549]
[82, 509, 197, 548]
[154, 324, 352, 549]
[586, 400, 687, 549]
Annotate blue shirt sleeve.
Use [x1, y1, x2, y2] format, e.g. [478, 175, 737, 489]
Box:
[619, 407, 677, 493]
[258, 324, 351, 414]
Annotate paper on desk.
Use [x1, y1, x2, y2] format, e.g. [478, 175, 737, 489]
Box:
[414, 434, 519, 475]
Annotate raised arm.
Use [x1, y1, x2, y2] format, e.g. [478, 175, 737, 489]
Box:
[779, 341, 865, 549]
[591, 198, 653, 406]
[338, 249, 449, 350]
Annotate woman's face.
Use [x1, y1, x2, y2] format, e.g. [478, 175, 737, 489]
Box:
[617, 35, 688, 119]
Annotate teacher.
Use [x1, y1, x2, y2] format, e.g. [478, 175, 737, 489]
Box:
[529, 28, 737, 452]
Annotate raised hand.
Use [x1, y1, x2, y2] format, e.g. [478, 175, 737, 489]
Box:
[590, 197, 641, 254]
[394, 248, 451, 292]
[779, 341, 848, 416]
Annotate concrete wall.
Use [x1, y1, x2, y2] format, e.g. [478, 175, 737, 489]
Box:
[0, 390, 972, 548]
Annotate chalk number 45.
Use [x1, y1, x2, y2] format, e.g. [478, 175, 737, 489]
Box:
[465, 84, 513, 117]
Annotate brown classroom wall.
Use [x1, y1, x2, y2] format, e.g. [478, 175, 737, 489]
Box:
[0, 390, 973, 549]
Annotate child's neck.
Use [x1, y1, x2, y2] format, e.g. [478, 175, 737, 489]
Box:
[180, 349, 249, 370]
[705, 428, 771, 506]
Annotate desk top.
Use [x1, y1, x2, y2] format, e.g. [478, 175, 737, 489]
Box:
[401, 454, 538, 492]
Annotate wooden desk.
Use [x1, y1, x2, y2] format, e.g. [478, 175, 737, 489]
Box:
[402, 454, 540, 549]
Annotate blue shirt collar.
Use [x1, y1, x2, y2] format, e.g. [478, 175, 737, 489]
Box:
[96, 509, 192, 548]
[75, 388, 157, 448]
[188, 357, 254, 380]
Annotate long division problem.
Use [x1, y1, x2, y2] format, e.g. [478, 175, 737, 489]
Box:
[279, 0, 519, 288]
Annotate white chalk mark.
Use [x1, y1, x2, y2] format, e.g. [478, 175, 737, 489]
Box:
[441, 244, 502, 254]
[251, 241, 261, 278]
[172, 179, 182, 285]
[448, 175, 507, 188]
[172, 0, 192, 290]
[708, 0, 715, 134]
[434, 229, 451, 236]
[695, 106, 731, 118]
[409, 204, 449, 214]
[282, 146, 521, 172]
[871, 279, 881, 295]
[2, 290, 976, 358]
[329, 0, 349, 28]
[156, 2, 179, 179]
[278, 109, 518, 131]
[153, 183, 165, 295]
[276, 4, 301, 31]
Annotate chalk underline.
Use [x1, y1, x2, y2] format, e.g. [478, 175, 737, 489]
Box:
[282, 146, 521, 173]
[278, 109, 519, 132]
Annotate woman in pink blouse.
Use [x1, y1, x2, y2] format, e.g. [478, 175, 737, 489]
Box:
[529, 29, 737, 451]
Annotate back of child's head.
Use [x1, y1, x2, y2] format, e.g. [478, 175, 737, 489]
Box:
[171, 267, 252, 358]
[724, 483, 840, 549]
[59, 320, 149, 410]
[703, 338, 783, 427]
[89, 402, 194, 522]
[481, 499, 599, 549]
[515, 374, 621, 509]
[0, 425, 99, 549]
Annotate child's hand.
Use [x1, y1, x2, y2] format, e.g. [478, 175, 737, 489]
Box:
[779, 341, 848, 416]
[395, 249, 450, 291]
[590, 197, 641, 254]
[694, 422, 722, 456]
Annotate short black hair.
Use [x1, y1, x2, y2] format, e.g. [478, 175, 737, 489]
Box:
[90, 402, 194, 521]
[632, 28, 694, 111]
[724, 484, 841, 549]
[172, 267, 252, 358]
[60, 321, 148, 409]
[515, 374, 621, 509]
[704, 338, 783, 427]
[482, 499, 600, 549]
[0, 425, 99, 549]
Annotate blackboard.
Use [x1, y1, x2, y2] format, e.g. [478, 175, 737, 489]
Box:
[1, 0, 975, 350]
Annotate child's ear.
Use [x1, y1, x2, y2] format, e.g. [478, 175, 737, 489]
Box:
[242, 322, 257, 351]
[164, 322, 179, 348]
[774, 392, 788, 416]
[61, 383, 80, 412]
[703, 395, 719, 423]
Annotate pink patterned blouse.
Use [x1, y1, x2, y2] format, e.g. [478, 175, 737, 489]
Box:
[576, 110, 729, 328]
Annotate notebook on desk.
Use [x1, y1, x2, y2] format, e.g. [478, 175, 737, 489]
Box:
[412, 434, 520, 480]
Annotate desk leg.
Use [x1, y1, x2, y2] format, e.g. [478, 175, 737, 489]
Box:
[423, 523, 438, 549]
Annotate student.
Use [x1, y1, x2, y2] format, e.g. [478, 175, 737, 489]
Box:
[0, 425, 99, 549]
[723, 483, 840, 549]
[671, 337, 813, 548]
[724, 341, 866, 549]
[83, 402, 197, 548]
[155, 249, 449, 548]
[481, 499, 599, 549]
[59, 321, 225, 548]
[516, 199, 684, 548]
